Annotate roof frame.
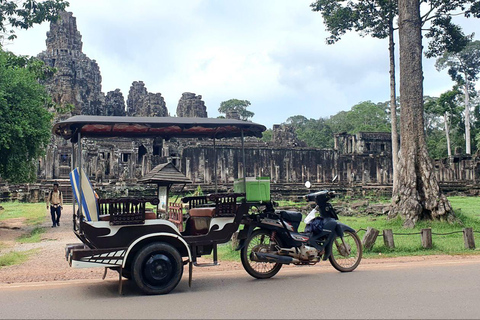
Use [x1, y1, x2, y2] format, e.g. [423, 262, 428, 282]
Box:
[53, 115, 266, 142]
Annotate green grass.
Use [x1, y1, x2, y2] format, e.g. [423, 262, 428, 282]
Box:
[0, 202, 47, 226]
[211, 196, 480, 261]
[17, 227, 46, 244]
[0, 250, 37, 267]
[328, 196, 480, 258]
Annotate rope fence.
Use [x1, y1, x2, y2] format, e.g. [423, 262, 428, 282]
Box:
[355, 227, 477, 250]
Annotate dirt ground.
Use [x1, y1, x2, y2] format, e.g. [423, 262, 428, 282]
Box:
[1, 205, 480, 285]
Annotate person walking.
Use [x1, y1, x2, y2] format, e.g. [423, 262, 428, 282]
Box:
[47, 183, 63, 227]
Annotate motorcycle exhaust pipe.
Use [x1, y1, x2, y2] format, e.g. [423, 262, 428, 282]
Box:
[252, 252, 300, 264]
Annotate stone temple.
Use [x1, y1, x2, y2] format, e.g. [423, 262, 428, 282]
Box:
[3, 11, 477, 202]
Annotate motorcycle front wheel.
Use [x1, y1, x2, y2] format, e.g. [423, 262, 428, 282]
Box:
[329, 230, 362, 272]
[241, 229, 282, 279]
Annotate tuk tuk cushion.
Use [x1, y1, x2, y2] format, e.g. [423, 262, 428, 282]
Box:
[189, 207, 216, 218]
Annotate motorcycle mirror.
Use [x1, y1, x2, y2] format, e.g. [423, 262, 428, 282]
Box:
[305, 181, 311, 189]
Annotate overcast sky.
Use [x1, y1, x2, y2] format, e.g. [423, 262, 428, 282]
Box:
[5, 0, 480, 128]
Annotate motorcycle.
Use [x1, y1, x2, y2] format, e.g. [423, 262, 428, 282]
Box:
[237, 189, 362, 279]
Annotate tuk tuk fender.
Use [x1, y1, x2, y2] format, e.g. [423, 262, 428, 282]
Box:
[323, 222, 356, 261]
[335, 222, 356, 236]
[123, 233, 192, 268]
[234, 224, 257, 251]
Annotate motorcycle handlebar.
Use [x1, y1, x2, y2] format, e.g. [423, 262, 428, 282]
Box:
[300, 190, 336, 202]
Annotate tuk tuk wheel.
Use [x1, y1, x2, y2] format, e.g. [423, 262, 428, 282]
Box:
[132, 242, 183, 295]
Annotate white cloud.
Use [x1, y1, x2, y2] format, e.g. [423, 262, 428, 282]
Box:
[5, 0, 479, 128]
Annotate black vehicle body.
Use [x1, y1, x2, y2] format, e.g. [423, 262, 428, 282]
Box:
[54, 115, 266, 295]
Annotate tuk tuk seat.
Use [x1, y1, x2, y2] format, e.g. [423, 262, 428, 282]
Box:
[69, 168, 159, 225]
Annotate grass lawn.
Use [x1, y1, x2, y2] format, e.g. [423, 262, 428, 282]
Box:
[0, 249, 38, 267]
[17, 227, 47, 244]
[0, 202, 47, 267]
[0, 202, 48, 225]
[342, 196, 480, 258]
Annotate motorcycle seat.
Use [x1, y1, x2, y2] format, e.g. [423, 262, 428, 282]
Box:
[278, 210, 302, 223]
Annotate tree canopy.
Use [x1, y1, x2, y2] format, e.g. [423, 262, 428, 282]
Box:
[282, 101, 391, 149]
[0, 48, 53, 182]
[436, 40, 480, 154]
[284, 116, 334, 149]
[436, 40, 480, 86]
[218, 99, 254, 121]
[327, 101, 391, 134]
[0, 0, 69, 41]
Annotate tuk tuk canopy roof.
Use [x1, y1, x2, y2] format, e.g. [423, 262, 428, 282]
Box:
[53, 115, 266, 141]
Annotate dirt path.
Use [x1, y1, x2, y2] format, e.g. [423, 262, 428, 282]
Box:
[1, 205, 480, 285]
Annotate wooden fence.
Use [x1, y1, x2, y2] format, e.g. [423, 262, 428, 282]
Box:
[360, 227, 476, 250]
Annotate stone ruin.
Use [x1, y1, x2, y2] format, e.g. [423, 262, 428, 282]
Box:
[37, 11, 104, 116]
[127, 81, 168, 117]
[272, 124, 307, 148]
[105, 89, 126, 116]
[176, 93, 208, 118]
[2, 11, 480, 202]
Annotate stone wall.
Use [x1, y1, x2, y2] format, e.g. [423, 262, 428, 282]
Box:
[335, 132, 392, 155]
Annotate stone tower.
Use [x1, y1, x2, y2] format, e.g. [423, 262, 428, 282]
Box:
[176, 92, 208, 118]
[126, 81, 168, 117]
[37, 11, 105, 115]
[105, 89, 126, 116]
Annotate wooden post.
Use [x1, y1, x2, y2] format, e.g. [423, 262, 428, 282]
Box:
[421, 228, 432, 249]
[463, 227, 475, 249]
[383, 229, 395, 248]
[362, 227, 379, 250]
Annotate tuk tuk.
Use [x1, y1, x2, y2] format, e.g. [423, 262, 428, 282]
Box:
[53, 115, 266, 295]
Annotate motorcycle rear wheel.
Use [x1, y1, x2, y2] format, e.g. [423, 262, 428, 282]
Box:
[329, 230, 362, 272]
[241, 229, 282, 279]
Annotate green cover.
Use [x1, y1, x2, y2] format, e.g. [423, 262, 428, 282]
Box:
[234, 177, 270, 202]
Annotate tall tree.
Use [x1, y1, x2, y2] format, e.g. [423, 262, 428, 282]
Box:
[424, 89, 463, 157]
[311, 0, 480, 194]
[0, 0, 69, 41]
[0, 49, 53, 182]
[390, 0, 454, 227]
[218, 99, 254, 121]
[311, 0, 401, 192]
[435, 40, 480, 155]
[0, 0, 68, 182]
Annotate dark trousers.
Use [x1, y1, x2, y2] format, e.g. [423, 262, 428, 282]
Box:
[50, 206, 61, 225]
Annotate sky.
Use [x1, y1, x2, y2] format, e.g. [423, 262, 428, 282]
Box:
[5, 0, 480, 129]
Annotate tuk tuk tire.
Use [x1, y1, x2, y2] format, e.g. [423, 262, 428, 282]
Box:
[132, 242, 183, 295]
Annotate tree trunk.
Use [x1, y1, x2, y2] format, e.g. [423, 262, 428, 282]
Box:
[464, 75, 471, 155]
[389, 18, 399, 193]
[444, 112, 452, 157]
[390, 0, 454, 228]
